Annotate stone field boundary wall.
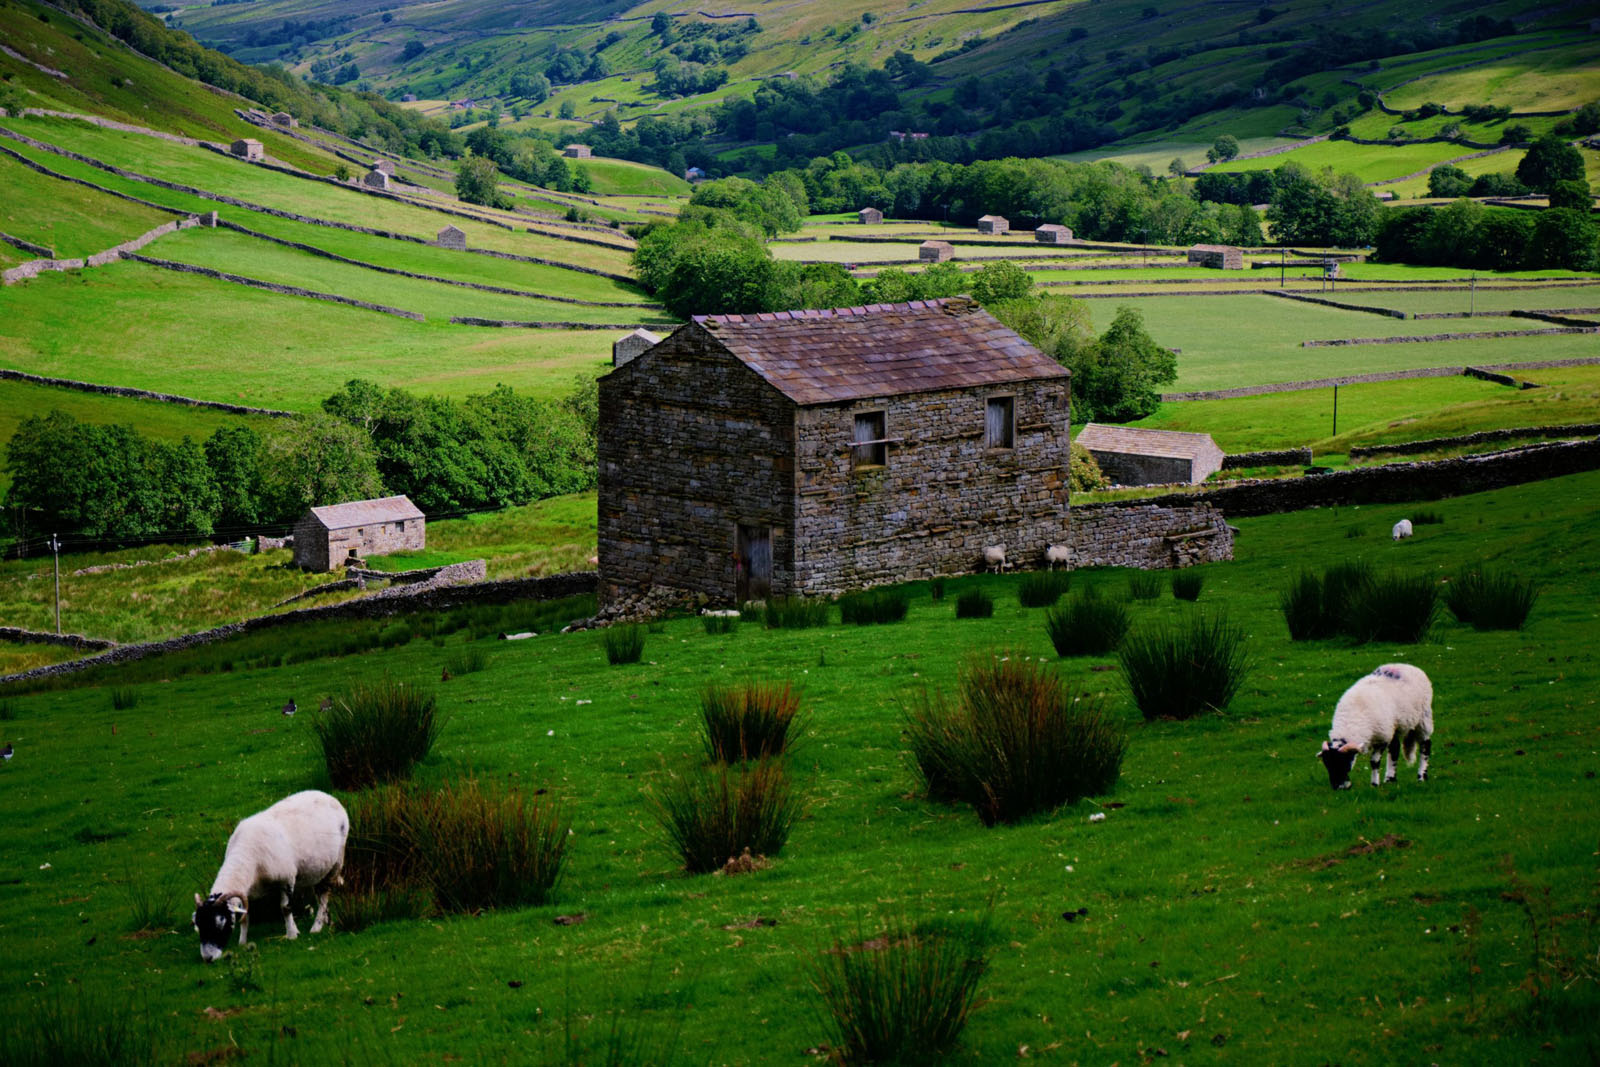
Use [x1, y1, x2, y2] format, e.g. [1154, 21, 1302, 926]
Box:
[1347, 423, 1600, 459]
[1160, 357, 1600, 401]
[2, 214, 205, 284]
[1070, 503, 1234, 569]
[1222, 448, 1314, 469]
[0, 140, 193, 221]
[0, 627, 116, 652]
[0, 566, 597, 687]
[1097, 439, 1600, 518]
[1268, 290, 1408, 318]
[123, 253, 426, 320]
[1302, 326, 1596, 347]
[452, 316, 664, 330]
[0, 231, 55, 257]
[0, 367, 295, 416]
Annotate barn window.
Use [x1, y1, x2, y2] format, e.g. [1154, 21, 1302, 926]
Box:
[853, 411, 887, 468]
[985, 396, 1015, 449]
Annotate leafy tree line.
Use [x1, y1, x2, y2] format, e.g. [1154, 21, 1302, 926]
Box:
[1375, 202, 1598, 272]
[2, 380, 596, 549]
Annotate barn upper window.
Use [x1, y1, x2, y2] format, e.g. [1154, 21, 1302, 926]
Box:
[985, 396, 1015, 449]
[853, 411, 888, 468]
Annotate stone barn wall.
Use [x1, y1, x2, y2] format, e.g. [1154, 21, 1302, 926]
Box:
[294, 516, 425, 571]
[1070, 503, 1234, 569]
[1088, 450, 1197, 486]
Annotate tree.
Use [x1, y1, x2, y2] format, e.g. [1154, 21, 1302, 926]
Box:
[1515, 135, 1585, 192]
[1547, 179, 1593, 212]
[1206, 134, 1239, 163]
[400, 40, 424, 61]
[455, 155, 502, 207]
[651, 11, 672, 36]
[986, 293, 1092, 362]
[1528, 208, 1598, 271]
[1168, 157, 1188, 178]
[508, 70, 550, 103]
[969, 261, 1034, 306]
[1427, 165, 1472, 199]
[204, 425, 266, 529]
[557, 99, 577, 120]
[1069, 306, 1177, 423]
[767, 262, 861, 312]
[262, 414, 384, 520]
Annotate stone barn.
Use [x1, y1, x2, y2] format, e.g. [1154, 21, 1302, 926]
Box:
[564, 143, 592, 159]
[919, 240, 954, 262]
[1076, 424, 1225, 486]
[270, 112, 297, 129]
[1035, 224, 1074, 244]
[372, 159, 396, 176]
[230, 138, 263, 161]
[856, 207, 883, 224]
[362, 165, 390, 191]
[977, 214, 1009, 235]
[597, 298, 1072, 608]
[612, 327, 661, 367]
[1186, 243, 1244, 269]
[436, 224, 467, 249]
[292, 495, 425, 571]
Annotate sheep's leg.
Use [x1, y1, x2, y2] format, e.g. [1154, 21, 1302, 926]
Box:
[1369, 749, 1384, 787]
[1418, 736, 1431, 781]
[1384, 736, 1400, 783]
[309, 865, 340, 934]
[281, 884, 299, 940]
[237, 910, 250, 947]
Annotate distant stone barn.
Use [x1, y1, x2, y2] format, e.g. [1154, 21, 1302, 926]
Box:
[1076, 424, 1225, 486]
[597, 298, 1072, 607]
[436, 224, 467, 249]
[564, 143, 592, 159]
[1187, 243, 1244, 269]
[856, 207, 883, 224]
[977, 214, 1009, 235]
[1035, 224, 1074, 244]
[270, 112, 297, 129]
[292, 495, 425, 571]
[612, 327, 661, 367]
[230, 138, 263, 161]
[372, 159, 396, 176]
[919, 240, 954, 262]
[362, 165, 390, 191]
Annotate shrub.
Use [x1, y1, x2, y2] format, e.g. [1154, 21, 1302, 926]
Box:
[603, 624, 645, 664]
[702, 613, 739, 634]
[313, 678, 442, 790]
[812, 916, 993, 1065]
[765, 596, 831, 629]
[1411, 509, 1444, 525]
[929, 577, 946, 601]
[904, 654, 1126, 824]
[1445, 568, 1539, 631]
[1170, 570, 1204, 601]
[651, 760, 801, 874]
[701, 682, 803, 762]
[1344, 571, 1438, 644]
[838, 587, 912, 625]
[406, 778, 571, 913]
[1127, 571, 1162, 600]
[1044, 587, 1131, 656]
[1281, 560, 1373, 640]
[1017, 570, 1071, 608]
[954, 589, 993, 619]
[1120, 613, 1251, 720]
[442, 646, 490, 676]
[109, 686, 139, 710]
[1280, 570, 1326, 640]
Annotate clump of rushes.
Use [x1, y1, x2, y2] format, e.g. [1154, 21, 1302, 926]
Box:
[603, 624, 645, 664]
[1344, 571, 1438, 644]
[314, 678, 441, 790]
[954, 588, 993, 619]
[701, 682, 803, 763]
[838, 587, 912, 625]
[812, 914, 994, 1065]
[110, 686, 139, 710]
[904, 654, 1126, 825]
[651, 760, 800, 875]
[1280, 559, 1374, 640]
[442, 646, 490, 675]
[1127, 571, 1162, 600]
[1044, 587, 1131, 656]
[764, 596, 832, 629]
[1170, 570, 1204, 601]
[1445, 567, 1539, 631]
[1017, 570, 1072, 608]
[1120, 612, 1251, 721]
[929, 577, 946, 601]
[702, 613, 739, 635]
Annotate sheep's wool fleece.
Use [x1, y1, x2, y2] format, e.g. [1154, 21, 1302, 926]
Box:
[211, 790, 348, 897]
[1329, 664, 1433, 751]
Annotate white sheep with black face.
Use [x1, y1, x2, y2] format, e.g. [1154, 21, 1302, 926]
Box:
[1392, 519, 1414, 541]
[1318, 664, 1434, 790]
[192, 790, 348, 962]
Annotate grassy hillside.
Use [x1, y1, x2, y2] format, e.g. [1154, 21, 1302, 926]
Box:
[1, 470, 1596, 1062]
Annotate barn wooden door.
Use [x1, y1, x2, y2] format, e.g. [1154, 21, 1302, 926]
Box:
[736, 525, 772, 603]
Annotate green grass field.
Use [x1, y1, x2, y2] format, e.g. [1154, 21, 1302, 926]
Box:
[1207, 139, 1477, 183]
[0, 151, 172, 257]
[1380, 39, 1600, 113]
[577, 157, 692, 198]
[368, 493, 598, 580]
[1, 470, 1596, 1062]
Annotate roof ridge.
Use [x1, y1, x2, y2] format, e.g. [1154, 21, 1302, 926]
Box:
[693, 297, 957, 326]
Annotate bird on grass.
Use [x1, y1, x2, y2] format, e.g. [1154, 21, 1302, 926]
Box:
[319, 696, 333, 712]
[441, 667, 452, 682]
[281, 698, 297, 717]
[2, 742, 12, 761]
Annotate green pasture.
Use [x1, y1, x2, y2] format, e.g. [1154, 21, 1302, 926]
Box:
[0, 151, 172, 258]
[0, 262, 613, 410]
[1381, 39, 1600, 113]
[1056, 134, 1298, 172]
[1207, 139, 1474, 183]
[1344, 110, 1559, 144]
[1324, 285, 1600, 316]
[0, 640, 82, 677]
[369, 493, 599, 581]
[1377, 149, 1530, 199]
[577, 157, 692, 198]
[1, 470, 1597, 1062]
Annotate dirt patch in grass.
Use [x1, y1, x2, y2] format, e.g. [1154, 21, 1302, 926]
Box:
[1302, 833, 1411, 871]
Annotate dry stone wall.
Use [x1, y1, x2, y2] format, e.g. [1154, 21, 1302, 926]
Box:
[1303, 327, 1595, 347]
[3, 215, 204, 285]
[124, 254, 425, 320]
[452, 316, 658, 330]
[1347, 423, 1600, 459]
[1070, 503, 1233, 569]
[1222, 448, 1313, 469]
[0, 231, 55, 257]
[0, 368, 293, 416]
[0, 627, 116, 651]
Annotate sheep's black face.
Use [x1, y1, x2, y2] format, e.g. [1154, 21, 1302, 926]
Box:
[1319, 747, 1357, 790]
[193, 894, 237, 963]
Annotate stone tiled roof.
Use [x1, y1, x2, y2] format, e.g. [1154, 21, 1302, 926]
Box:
[1188, 244, 1240, 253]
[920, 240, 953, 249]
[978, 214, 1007, 223]
[307, 494, 424, 531]
[1036, 224, 1070, 233]
[690, 298, 1067, 406]
[1076, 423, 1220, 459]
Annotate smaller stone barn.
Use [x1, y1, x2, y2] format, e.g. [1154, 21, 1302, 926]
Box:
[919, 240, 954, 263]
[977, 214, 1009, 235]
[292, 495, 425, 571]
[856, 207, 883, 225]
[1186, 244, 1244, 270]
[362, 165, 390, 191]
[612, 327, 661, 367]
[1076, 424, 1225, 486]
[1035, 224, 1074, 244]
[270, 112, 297, 129]
[372, 159, 396, 176]
[564, 143, 592, 159]
[684, 166, 706, 182]
[436, 224, 467, 249]
[230, 138, 263, 161]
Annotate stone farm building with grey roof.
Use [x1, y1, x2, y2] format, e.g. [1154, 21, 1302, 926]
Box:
[857, 207, 883, 224]
[977, 214, 1009, 235]
[1076, 424, 1224, 486]
[919, 240, 954, 262]
[1187, 244, 1244, 269]
[597, 298, 1071, 607]
[1035, 224, 1073, 244]
[293, 495, 425, 571]
[230, 138, 263, 161]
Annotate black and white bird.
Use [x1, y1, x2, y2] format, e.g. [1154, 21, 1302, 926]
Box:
[2, 742, 13, 761]
[281, 698, 297, 718]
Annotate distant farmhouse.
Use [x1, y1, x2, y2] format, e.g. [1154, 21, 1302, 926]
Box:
[612, 327, 661, 367]
[1187, 244, 1245, 269]
[436, 224, 467, 249]
[919, 240, 954, 262]
[564, 143, 592, 159]
[856, 207, 883, 225]
[597, 298, 1071, 607]
[293, 495, 425, 571]
[362, 164, 390, 190]
[977, 214, 1009, 235]
[1076, 424, 1224, 486]
[1035, 224, 1074, 244]
[229, 138, 263, 161]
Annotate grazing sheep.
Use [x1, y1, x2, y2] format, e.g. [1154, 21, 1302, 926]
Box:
[1317, 663, 1433, 790]
[1045, 544, 1072, 570]
[192, 790, 348, 962]
[1392, 519, 1414, 541]
[983, 544, 1008, 572]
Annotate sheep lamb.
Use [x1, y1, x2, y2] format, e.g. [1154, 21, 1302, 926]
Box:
[982, 544, 1007, 572]
[1317, 663, 1433, 790]
[192, 789, 348, 962]
[1045, 544, 1072, 570]
[1392, 519, 1413, 541]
